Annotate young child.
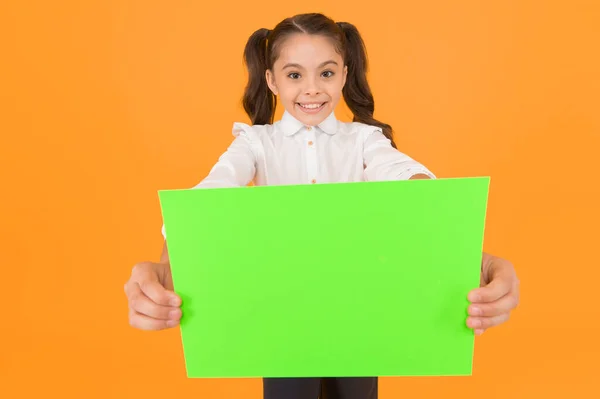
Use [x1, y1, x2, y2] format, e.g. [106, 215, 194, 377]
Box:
[124, 12, 520, 399]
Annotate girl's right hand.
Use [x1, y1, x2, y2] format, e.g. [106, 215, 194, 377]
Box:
[124, 261, 182, 330]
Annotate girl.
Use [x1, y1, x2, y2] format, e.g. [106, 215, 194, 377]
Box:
[124, 12, 520, 399]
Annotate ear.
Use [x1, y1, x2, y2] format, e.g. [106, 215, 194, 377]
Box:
[342, 65, 348, 88]
[265, 69, 278, 96]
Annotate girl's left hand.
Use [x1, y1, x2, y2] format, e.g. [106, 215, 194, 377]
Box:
[466, 253, 520, 335]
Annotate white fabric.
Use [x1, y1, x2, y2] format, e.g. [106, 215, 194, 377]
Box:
[161, 110, 436, 238]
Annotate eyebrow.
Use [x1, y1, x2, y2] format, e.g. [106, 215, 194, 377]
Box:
[282, 60, 339, 70]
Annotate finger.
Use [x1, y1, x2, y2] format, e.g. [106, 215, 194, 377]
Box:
[129, 309, 180, 331]
[468, 290, 519, 317]
[128, 282, 181, 320]
[133, 268, 180, 307]
[466, 313, 510, 330]
[468, 273, 513, 303]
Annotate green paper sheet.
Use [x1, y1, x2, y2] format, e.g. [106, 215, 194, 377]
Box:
[158, 177, 490, 378]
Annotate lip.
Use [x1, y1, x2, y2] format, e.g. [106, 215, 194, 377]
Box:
[296, 102, 327, 114]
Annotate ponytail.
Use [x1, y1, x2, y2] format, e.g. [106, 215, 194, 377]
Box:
[242, 28, 276, 125]
[337, 22, 397, 148]
[240, 15, 395, 147]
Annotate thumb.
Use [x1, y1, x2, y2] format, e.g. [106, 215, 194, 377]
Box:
[469, 273, 512, 303]
[133, 263, 180, 307]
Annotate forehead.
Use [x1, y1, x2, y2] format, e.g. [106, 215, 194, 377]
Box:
[275, 33, 342, 67]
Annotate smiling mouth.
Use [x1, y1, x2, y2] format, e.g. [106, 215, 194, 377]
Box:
[297, 102, 326, 110]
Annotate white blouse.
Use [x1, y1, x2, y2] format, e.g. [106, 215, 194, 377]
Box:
[161, 110, 436, 238]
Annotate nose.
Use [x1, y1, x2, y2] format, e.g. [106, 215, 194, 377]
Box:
[303, 75, 322, 96]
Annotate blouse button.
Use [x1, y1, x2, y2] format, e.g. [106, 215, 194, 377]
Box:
[311, 179, 317, 184]
[308, 140, 314, 146]
[306, 126, 312, 131]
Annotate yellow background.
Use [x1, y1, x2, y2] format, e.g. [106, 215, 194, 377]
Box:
[1, 1, 599, 398]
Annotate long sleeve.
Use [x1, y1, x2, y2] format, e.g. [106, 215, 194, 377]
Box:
[192, 132, 256, 189]
[161, 128, 257, 239]
[363, 127, 436, 181]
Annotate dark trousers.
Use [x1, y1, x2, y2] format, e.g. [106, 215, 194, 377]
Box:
[263, 377, 378, 399]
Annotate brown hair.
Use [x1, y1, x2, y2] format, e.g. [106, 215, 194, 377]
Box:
[241, 13, 397, 148]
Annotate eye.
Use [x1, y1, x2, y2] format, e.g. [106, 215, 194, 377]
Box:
[322, 70, 335, 78]
[288, 72, 301, 79]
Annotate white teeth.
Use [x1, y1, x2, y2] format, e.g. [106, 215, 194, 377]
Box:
[299, 103, 323, 109]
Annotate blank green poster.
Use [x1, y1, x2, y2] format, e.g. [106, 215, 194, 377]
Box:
[158, 177, 490, 378]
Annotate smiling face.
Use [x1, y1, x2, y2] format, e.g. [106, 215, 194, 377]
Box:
[265, 33, 348, 126]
